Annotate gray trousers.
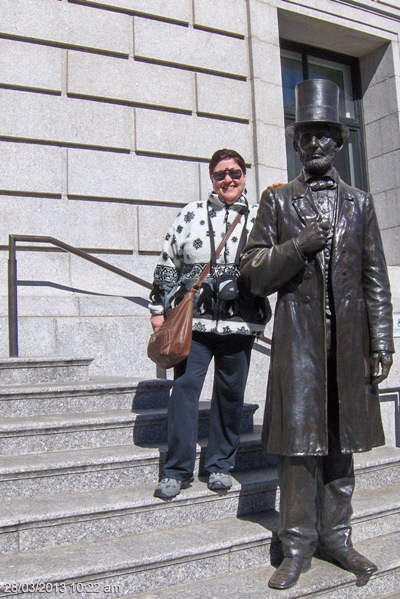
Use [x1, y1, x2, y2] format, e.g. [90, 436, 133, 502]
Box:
[278, 315, 355, 559]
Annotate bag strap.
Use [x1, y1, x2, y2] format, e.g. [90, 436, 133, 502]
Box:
[192, 209, 244, 291]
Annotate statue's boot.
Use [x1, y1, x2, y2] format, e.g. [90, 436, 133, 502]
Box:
[268, 557, 312, 590]
[273, 456, 318, 589]
[317, 472, 354, 552]
[317, 470, 377, 576]
[317, 546, 377, 575]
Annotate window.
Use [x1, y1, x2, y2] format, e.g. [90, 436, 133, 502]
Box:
[281, 41, 367, 190]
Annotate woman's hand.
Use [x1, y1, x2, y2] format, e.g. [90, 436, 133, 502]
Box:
[150, 314, 165, 332]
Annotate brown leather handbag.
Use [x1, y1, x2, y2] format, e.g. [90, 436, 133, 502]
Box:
[147, 210, 244, 369]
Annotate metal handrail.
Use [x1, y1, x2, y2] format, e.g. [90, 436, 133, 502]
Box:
[7, 234, 272, 381]
[380, 387, 400, 394]
[8, 234, 152, 358]
[7, 238, 395, 398]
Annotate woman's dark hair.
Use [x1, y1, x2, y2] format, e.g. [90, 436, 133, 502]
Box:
[208, 149, 246, 175]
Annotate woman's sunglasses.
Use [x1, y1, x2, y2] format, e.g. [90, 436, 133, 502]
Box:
[212, 168, 243, 182]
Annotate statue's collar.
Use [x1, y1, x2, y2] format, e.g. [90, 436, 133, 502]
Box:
[292, 168, 355, 202]
[303, 167, 337, 185]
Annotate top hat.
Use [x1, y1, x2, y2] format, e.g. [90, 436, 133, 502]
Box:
[286, 78, 349, 141]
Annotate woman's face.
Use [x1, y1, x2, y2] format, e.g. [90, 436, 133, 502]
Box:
[210, 158, 246, 205]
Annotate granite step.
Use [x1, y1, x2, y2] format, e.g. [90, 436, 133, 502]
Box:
[0, 357, 93, 386]
[0, 430, 274, 500]
[0, 509, 308, 596]
[0, 468, 398, 557]
[350, 480, 400, 543]
[352, 446, 400, 490]
[0, 510, 398, 598]
[0, 402, 258, 454]
[132, 532, 400, 599]
[0, 377, 172, 417]
[0, 443, 160, 501]
[0, 467, 278, 554]
[379, 592, 400, 599]
[234, 442, 400, 493]
[0, 438, 398, 501]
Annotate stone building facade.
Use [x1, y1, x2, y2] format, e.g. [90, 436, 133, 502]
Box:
[0, 0, 399, 403]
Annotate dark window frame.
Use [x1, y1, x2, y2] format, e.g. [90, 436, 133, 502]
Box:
[280, 39, 368, 191]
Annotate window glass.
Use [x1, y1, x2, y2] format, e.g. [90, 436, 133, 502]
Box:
[281, 50, 303, 115]
[338, 128, 363, 185]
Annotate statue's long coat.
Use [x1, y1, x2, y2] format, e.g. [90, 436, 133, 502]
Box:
[240, 171, 394, 456]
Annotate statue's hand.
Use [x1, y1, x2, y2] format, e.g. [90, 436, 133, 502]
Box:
[296, 220, 330, 256]
[371, 351, 393, 385]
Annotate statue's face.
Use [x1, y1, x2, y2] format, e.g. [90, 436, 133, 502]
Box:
[294, 125, 341, 176]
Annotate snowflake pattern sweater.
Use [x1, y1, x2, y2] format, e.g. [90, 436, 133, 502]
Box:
[149, 192, 270, 336]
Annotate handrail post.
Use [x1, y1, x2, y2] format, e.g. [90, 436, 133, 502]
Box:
[8, 235, 18, 357]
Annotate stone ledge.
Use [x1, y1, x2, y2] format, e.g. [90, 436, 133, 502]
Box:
[0, 402, 258, 453]
[0, 377, 172, 416]
[0, 357, 93, 385]
[0, 475, 399, 556]
[0, 467, 278, 553]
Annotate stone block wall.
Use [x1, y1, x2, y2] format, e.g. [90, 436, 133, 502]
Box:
[361, 41, 400, 267]
[0, 0, 399, 407]
[0, 0, 278, 396]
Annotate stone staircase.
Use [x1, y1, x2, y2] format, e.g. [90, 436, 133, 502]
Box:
[0, 357, 399, 598]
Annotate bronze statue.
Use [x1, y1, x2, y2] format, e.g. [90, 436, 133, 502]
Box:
[240, 79, 394, 590]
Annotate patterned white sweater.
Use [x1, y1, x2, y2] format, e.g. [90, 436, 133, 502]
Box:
[149, 192, 270, 336]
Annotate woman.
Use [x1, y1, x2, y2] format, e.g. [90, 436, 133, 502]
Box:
[149, 149, 270, 500]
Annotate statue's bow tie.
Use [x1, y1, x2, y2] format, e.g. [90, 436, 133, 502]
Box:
[308, 178, 337, 191]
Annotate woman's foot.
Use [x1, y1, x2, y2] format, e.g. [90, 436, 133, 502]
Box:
[153, 477, 193, 500]
[208, 472, 232, 491]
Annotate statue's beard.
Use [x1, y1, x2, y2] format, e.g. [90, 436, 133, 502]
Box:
[303, 155, 334, 176]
